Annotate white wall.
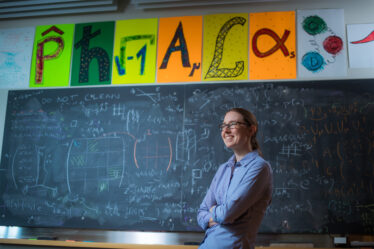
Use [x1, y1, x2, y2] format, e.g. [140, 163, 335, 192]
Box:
[1, 0, 374, 157]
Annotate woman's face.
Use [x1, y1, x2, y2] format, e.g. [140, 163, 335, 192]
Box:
[221, 111, 252, 151]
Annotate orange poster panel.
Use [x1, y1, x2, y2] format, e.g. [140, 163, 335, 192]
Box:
[249, 11, 296, 80]
[157, 16, 202, 83]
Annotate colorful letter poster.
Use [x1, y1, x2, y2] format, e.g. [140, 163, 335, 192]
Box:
[297, 9, 347, 78]
[0, 27, 34, 89]
[347, 23, 374, 68]
[112, 18, 158, 84]
[249, 11, 296, 80]
[71, 22, 114, 86]
[30, 24, 74, 87]
[203, 13, 249, 81]
[157, 16, 202, 83]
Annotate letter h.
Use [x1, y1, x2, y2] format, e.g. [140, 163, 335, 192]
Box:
[74, 25, 110, 83]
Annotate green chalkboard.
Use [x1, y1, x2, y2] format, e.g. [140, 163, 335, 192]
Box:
[1, 79, 373, 234]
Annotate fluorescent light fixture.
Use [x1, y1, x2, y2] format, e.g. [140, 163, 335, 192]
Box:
[131, 0, 287, 9]
[0, 0, 119, 19]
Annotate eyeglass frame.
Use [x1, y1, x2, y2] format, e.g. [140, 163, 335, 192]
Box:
[219, 121, 249, 131]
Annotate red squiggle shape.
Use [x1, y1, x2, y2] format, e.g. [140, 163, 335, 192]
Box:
[351, 30, 374, 44]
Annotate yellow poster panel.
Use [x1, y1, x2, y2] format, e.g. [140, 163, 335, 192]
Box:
[157, 16, 202, 83]
[249, 11, 296, 80]
[112, 19, 158, 84]
[203, 13, 249, 81]
[30, 24, 74, 87]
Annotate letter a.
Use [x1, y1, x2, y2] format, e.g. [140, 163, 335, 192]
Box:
[159, 22, 191, 69]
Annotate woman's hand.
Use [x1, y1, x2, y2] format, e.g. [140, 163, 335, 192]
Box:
[208, 217, 218, 227]
[208, 205, 218, 227]
[209, 205, 216, 213]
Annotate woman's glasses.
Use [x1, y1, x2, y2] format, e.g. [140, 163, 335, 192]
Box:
[219, 121, 248, 131]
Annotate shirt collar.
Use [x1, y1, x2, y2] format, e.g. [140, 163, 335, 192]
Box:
[226, 150, 259, 168]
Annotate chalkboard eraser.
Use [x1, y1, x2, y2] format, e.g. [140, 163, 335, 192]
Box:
[350, 241, 374, 247]
[334, 237, 347, 245]
[184, 242, 200, 245]
[37, 236, 58, 240]
[270, 243, 314, 248]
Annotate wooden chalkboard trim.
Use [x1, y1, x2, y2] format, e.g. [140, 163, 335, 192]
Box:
[0, 238, 198, 248]
[0, 238, 333, 249]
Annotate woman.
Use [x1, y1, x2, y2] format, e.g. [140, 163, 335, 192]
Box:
[197, 108, 273, 249]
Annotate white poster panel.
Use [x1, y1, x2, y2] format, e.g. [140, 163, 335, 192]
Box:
[297, 9, 347, 78]
[0, 27, 35, 89]
[347, 23, 374, 68]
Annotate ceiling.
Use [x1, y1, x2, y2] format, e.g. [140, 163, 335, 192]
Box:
[0, 0, 289, 19]
[0, 0, 120, 19]
[131, 0, 288, 9]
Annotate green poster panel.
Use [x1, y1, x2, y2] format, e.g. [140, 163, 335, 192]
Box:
[30, 24, 74, 87]
[71, 21, 115, 86]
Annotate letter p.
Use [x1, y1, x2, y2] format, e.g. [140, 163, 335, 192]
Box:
[35, 27, 65, 84]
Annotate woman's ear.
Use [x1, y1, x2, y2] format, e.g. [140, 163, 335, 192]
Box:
[249, 125, 257, 137]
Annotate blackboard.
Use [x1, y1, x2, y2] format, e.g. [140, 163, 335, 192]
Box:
[1, 79, 374, 234]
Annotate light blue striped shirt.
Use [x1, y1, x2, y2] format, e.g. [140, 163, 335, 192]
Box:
[197, 150, 273, 249]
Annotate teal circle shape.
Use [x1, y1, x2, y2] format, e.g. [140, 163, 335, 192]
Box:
[302, 52, 325, 72]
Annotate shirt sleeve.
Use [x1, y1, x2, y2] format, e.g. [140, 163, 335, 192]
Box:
[197, 171, 219, 230]
[212, 161, 271, 225]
